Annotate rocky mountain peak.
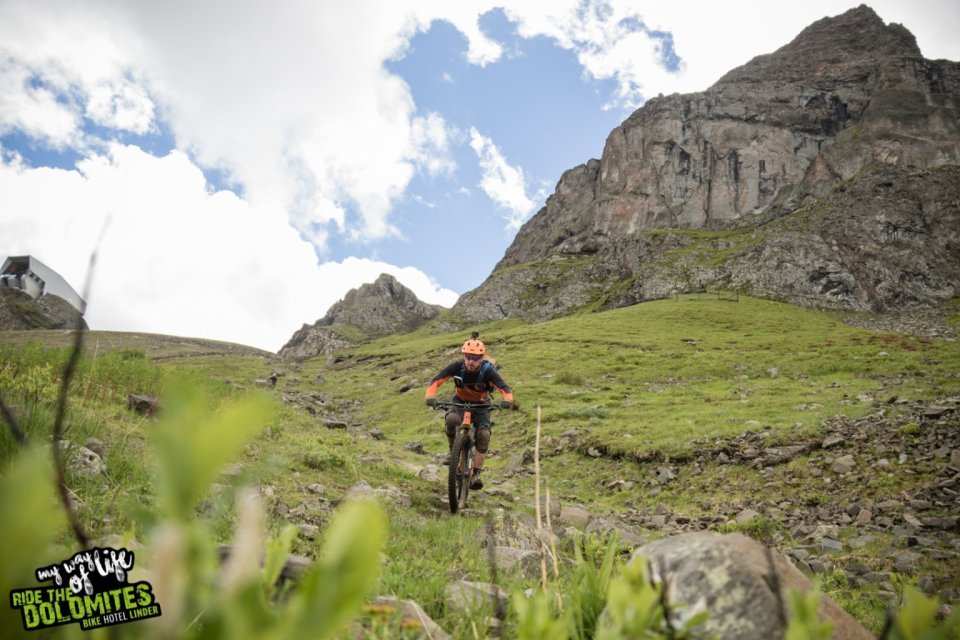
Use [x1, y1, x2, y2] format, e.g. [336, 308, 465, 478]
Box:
[322, 273, 437, 330]
[452, 6, 960, 327]
[714, 5, 920, 86]
[279, 273, 438, 359]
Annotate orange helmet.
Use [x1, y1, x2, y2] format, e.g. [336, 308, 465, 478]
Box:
[461, 338, 485, 356]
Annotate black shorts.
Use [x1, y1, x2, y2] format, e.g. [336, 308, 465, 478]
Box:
[445, 403, 492, 431]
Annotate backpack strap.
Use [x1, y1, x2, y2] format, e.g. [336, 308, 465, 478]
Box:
[459, 360, 492, 384]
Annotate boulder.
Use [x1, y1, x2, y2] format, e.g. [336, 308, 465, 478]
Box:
[479, 510, 556, 552]
[586, 517, 647, 548]
[127, 394, 160, 417]
[492, 546, 541, 578]
[444, 581, 508, 618]
[62, 443, 106, 477]
[629, 532, 872, 639]
[344, 480, 411, 508]
[366, 596, 450, 639]
[559, 503, 591, 529]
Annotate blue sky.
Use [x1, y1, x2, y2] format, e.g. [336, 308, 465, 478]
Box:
[1, 0, 957, 351]
[370, 11, 636, 291]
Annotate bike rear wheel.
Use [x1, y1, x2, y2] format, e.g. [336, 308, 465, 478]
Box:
[448, 432, 471, 513]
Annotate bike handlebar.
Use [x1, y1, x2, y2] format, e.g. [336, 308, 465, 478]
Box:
[431, 400, 498, 411]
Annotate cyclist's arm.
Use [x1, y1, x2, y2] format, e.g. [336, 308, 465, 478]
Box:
[487, 369, 514, 403]
[424, 361, 461, 399]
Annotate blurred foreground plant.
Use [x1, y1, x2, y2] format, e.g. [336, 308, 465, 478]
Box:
[1, 382, 387, 639]
[883, 586, 960, 640]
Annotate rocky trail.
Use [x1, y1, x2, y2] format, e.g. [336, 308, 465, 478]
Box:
[262, 384, 960, 636]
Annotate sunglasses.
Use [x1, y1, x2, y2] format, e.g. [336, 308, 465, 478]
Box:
[464, 354, 482, 361]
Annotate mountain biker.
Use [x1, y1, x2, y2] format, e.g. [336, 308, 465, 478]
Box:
[424, 333, 515, 490]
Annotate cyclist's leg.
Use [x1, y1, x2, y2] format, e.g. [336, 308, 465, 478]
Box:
[444, 408, 462, 450]
[471, 412, 491, 489]
[444, 406, 462, 465]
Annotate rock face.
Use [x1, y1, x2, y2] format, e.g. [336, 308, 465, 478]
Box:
[633, 532, 873, 639]
[727, 164, 960, 311]
[278, 325, 354, 360]
[279, 274, 438, 359]
[452, 6, 960, 324]
[0, 287, 88, 330]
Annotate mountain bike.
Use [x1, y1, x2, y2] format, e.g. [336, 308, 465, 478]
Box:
[432, 400, 498, 514]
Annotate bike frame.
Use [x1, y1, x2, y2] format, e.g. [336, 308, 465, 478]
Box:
[433, 400, 497, 514]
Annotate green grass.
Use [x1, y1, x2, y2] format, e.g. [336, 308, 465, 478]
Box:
[1, 294, 958, 637]
[641, 226, 762, 269]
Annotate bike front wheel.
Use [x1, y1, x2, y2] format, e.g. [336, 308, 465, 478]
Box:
[448, 432, 471, 514]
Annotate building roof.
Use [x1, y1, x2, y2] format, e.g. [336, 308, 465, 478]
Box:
[1, 255, 86, 314]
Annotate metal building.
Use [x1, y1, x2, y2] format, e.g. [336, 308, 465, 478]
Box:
[0, 255, 86, 315]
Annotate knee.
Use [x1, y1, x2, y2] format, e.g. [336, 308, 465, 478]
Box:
[445, 413, 460, 437]
[475, 428, 491, 453]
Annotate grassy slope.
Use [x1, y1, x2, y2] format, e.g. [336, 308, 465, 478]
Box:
[1, 295, 958, 635]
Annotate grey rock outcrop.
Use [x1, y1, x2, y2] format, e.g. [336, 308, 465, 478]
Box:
[631, 532, 873, 639]
[319, 273, 439, 335]
[280, 273, 438, 359]
[452, 6, 960, 325]
[0, 287, 87, 330]
[366, 596, 450, 639]
[278, 325, 354, 360]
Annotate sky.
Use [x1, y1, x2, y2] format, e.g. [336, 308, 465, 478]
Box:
[1, 1, 957, 352]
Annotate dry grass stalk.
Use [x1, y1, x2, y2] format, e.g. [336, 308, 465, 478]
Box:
[534, 405, 548, 590]
[545, 480, 563, 612]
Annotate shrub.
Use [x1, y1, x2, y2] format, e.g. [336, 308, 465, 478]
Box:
[900, 422, 921, 436]
[556, 370, 585, 386]
[302, 446, 347, 470]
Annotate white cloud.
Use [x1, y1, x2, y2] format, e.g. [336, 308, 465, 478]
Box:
[0, 55, 81, 148]
[0, 146, 456, 352]
[578, 28, 680, 109]
[408, 112, 457, 177]
[114, 1, 506, 250]
[468, 128, 536, 230]
[410, 194, 437, 208]
[0, 4, 155, 147]
[406, 2, 504, 65]
[504, 0, 960, 104]
[498, 1, 679, 107]
[0, 1, 461, 248]
[85, 82, 155, 134]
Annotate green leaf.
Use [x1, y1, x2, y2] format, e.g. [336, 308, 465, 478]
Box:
[283, 499, 388, 639]
[565, 534, 622, 640]
[152, 383, 274, 520]
[596, 558, 662, 639]
[786, 589, 833, 640]
[0, 447, 66, 633]
[889, 586, 953, 640]
[262, 524, 298, 602]
[513, 589, 569, 640]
